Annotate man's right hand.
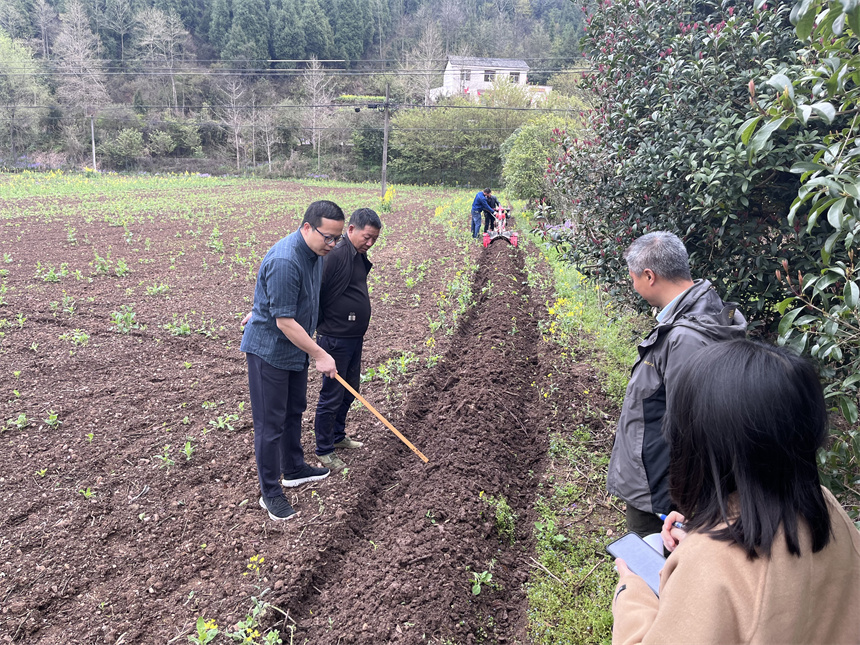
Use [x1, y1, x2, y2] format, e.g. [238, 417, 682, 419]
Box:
[315, 351, 337, 378]
[241, 311, 252, 327]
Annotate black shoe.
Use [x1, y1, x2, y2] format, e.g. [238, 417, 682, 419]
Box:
[281, 464, 330, 488]
[259, 495, 299, 521]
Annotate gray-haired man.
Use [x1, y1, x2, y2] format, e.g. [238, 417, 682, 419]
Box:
[606, 231, 747, 536]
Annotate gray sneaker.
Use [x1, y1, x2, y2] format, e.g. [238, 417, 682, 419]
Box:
[259, 495, 299, 521]
[281, 464, 330, 488]
[318, 452, 346, 472]
[333, 436, 364, 449]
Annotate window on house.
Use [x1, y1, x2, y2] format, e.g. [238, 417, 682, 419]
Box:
[460, 69, 469, 84]
[484, 69, 495, 82]
[510, 72, 520, 83]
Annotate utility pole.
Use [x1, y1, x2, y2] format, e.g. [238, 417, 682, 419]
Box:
[381, 83, 390, 197]
[89, 111, 97, 171]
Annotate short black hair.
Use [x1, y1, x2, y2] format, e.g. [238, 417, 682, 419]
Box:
[349, 208, 382, 230]
[665, 340, 831, 559]
[302, 200, 345, 228]
[483, 188, 492, 194]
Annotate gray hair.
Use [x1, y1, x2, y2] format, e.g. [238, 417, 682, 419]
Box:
[624, 231, 692, 281]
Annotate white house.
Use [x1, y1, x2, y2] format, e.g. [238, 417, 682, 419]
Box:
[429, 56, 551, 102]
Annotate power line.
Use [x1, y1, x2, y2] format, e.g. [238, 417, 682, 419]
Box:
[0, 102, 584, 112]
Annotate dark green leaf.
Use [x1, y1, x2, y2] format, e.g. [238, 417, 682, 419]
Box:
[844, 280, 860, 307]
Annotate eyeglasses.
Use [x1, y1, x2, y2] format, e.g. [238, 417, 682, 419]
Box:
[312, 226, 343, 245]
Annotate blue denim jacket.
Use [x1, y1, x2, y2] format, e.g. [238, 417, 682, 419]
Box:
[240, 229, 322, 370]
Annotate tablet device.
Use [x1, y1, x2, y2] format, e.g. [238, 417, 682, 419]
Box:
[606, 532, 666, 596]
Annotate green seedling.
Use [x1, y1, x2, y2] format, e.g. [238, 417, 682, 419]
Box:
[146, 282, 169, 296]
[181, 440, 194, 461]
[35, 468, 47, 477]
[110, 305, 139, 334]
[183, 361, 192, 368]
[43, 410, 61, 428]
[154, 444, 174, 468]
[16, 313, 26, 328]
[208, 414, 238, 431]
[201, 401, 217, 410]
[62, 294, 76, 315]
[59, 329, 90, 346]
[8, 413, 28, 430]
[163, 315, 191, 336]
[471, 571, 493, 595]
[92, 251, 111, 275]
[79, 487, 95, 499]
[86, 432, 94, 442]
[114, 258, 131, 277]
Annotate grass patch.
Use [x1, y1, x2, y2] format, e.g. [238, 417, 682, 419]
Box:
[524, 222, 642, 404]
[523, 220, 646, 644]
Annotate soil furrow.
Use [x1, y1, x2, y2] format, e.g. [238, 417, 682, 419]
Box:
[285, 241, 548, 644]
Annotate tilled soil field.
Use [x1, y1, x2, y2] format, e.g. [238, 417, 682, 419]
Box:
[0, 178, 609, 644]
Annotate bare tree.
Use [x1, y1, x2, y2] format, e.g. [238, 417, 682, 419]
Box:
[217, 77, 246, 171]
[32, 0, 58, 59]
[438, 0, 463, 55]
[399, 22, 444, 106]
[135, 7, 188, 112]
[251, 81, 281, 173]
[53, 0, 110, 109]
[104, 0, 133, 61]
[0, 0, 30, 39]
[301, 56, 333, 172]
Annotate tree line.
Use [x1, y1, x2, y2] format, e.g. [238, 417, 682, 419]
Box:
[0, 0, 588, 178]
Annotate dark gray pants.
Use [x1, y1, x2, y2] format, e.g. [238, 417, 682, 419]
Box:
[625, 504, 664, 538]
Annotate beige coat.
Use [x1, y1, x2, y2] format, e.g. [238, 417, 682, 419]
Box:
[612, 488, 860, 644]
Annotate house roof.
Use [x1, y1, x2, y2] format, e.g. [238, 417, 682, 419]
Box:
[447, 56, 529, 70]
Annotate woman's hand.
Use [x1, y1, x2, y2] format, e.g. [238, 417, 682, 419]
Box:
[615, 558, 632, 577]
[661, 511, 688, 553]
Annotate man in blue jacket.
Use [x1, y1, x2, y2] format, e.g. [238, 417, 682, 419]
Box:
[471, 188, 495, 238]
[241, 200, 345, 522]
[313, 208, 382, 472]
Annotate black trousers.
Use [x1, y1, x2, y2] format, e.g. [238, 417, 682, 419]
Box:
[246, 353, 309, 498]
[484, 211, 495, 233]
[313, 335, 364, 456]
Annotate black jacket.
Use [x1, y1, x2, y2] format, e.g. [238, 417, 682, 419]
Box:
[317, 235, 373, 330]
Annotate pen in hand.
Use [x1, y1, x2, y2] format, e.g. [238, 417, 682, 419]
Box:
[657, 513, 686, 530]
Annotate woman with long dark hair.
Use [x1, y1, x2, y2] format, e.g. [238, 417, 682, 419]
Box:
[611, 340, 860, 644]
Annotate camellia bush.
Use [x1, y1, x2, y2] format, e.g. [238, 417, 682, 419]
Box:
[542, 0, 857, 510]
[542, 0, 822, 318]
[745, 0, 860, 497]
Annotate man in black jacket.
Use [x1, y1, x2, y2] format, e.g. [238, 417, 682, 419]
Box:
[314, 208, 382, 472]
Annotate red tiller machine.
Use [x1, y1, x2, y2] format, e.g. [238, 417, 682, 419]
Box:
[482, 206, 518, 248]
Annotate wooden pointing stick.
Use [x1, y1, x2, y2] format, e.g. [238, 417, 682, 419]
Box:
[334, 373, 429, 463]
